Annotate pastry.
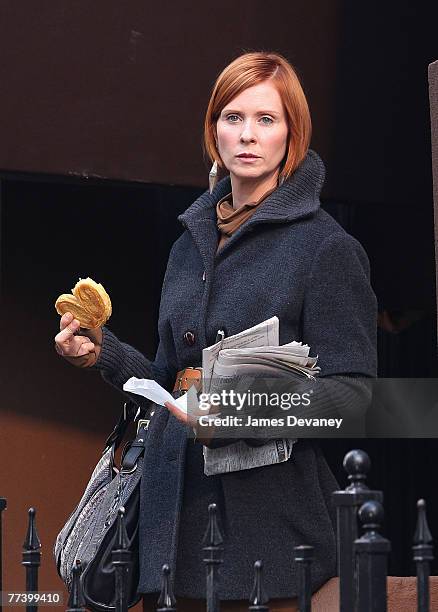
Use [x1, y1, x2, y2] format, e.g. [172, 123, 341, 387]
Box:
[55, 277, 112, 329]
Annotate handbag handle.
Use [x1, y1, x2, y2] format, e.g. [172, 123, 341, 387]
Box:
[102, 399, 146, 454]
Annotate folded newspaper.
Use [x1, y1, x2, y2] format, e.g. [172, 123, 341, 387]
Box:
[203, 317, 319, 392]
[201, 316, 319, 475]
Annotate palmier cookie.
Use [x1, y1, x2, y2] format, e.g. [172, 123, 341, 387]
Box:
[55, 277, 112, 329]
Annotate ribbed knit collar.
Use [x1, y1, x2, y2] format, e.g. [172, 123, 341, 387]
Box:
[178, 149, 325, 231]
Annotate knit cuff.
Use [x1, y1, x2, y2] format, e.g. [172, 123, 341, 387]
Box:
[93, 326, 125, 376]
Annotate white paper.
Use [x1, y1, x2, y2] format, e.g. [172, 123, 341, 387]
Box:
[221, 340, 311, 357]
[219, 348, 314, 366]
[211, 356, 319, 380]
[202, 316, 280, 392]
[123, 377, 188, 413]
[203, 438, 296, 475]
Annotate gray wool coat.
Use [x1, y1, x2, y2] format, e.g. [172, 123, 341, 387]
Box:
[96, 149, 377, 600]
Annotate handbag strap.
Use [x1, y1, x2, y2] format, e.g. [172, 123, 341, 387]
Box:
[103, 399, 147, 453]
[118, 390, 182, 471]
[120, 420, 150, 472]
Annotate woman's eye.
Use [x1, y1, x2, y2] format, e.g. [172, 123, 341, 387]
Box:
[260, 116, 274, 125]
[226, 114, 240, 122]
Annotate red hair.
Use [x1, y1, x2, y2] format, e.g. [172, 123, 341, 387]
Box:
[204, 51, 312, 181]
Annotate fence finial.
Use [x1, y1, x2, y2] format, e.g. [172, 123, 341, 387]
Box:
[203, 502, 224, 547]
[23, 508, 41, 551]
[156, 564, 177, 612]
[203, 503, 224, 612]
[22, 507, 41, 611]
[112, 506, 131, 612]
[66, 560, 86, 612]
[343, 449, 371, 492]
[354, 500, 390, 612]
[413, 499, 434, 612]
[414, 499, 433, 548]
[294, 545, 314, 612]
[249, 560, 269, 611]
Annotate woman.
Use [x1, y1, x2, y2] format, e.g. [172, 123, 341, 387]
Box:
[55, 52, 377, 611]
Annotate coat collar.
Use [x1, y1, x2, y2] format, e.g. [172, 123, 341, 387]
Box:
[178, 149, 325, 228]
[177, 149, 325, 268]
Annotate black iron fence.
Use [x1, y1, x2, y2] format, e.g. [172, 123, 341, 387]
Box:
[0, 448, 435, 611]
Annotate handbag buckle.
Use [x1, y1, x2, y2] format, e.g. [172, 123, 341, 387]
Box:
[136, 419, 150, 434]
[120, 463, 138, 475]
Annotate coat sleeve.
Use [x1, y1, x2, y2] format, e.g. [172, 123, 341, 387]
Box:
[302, 231, 377, 377]
[95, 326, 174, 393]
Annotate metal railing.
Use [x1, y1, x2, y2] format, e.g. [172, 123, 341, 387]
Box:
[0, 448, 435, 611]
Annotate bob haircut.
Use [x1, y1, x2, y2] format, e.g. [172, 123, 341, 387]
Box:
[204, 51, 312, 182]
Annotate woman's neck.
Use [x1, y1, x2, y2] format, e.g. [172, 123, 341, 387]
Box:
[230, 171, 279, 210]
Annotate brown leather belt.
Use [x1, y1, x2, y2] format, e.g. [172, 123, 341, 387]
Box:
[173, 367, 203, 394]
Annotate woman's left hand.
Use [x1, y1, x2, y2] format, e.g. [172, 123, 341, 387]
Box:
[164, 401, 194, 426]
[164, 400, 218, 445]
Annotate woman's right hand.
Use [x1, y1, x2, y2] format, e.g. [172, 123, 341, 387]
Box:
[54, 312, 103, 368]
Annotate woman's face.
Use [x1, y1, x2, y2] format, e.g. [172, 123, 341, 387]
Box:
[216, 81, 289, 184]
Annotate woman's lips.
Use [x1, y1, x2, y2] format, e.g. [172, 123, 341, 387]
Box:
[236, 154, 260, 161]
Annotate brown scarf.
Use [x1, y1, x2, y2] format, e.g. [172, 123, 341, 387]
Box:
[216, 186, 277, 251]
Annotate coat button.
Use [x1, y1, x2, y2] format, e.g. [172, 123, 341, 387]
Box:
[215, 326, 227, 340]
[183, 331, 196, 346]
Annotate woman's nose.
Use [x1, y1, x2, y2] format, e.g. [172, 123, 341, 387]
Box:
[240, 120, 256, 143]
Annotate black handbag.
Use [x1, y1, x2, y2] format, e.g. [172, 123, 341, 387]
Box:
[54, 400, 153, 611]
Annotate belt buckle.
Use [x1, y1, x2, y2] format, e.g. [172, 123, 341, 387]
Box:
[177, 366, 194, 394]
[175, 366, 203, 395]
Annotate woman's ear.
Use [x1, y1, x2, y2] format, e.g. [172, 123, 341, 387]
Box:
[214, 137, 220, 164]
